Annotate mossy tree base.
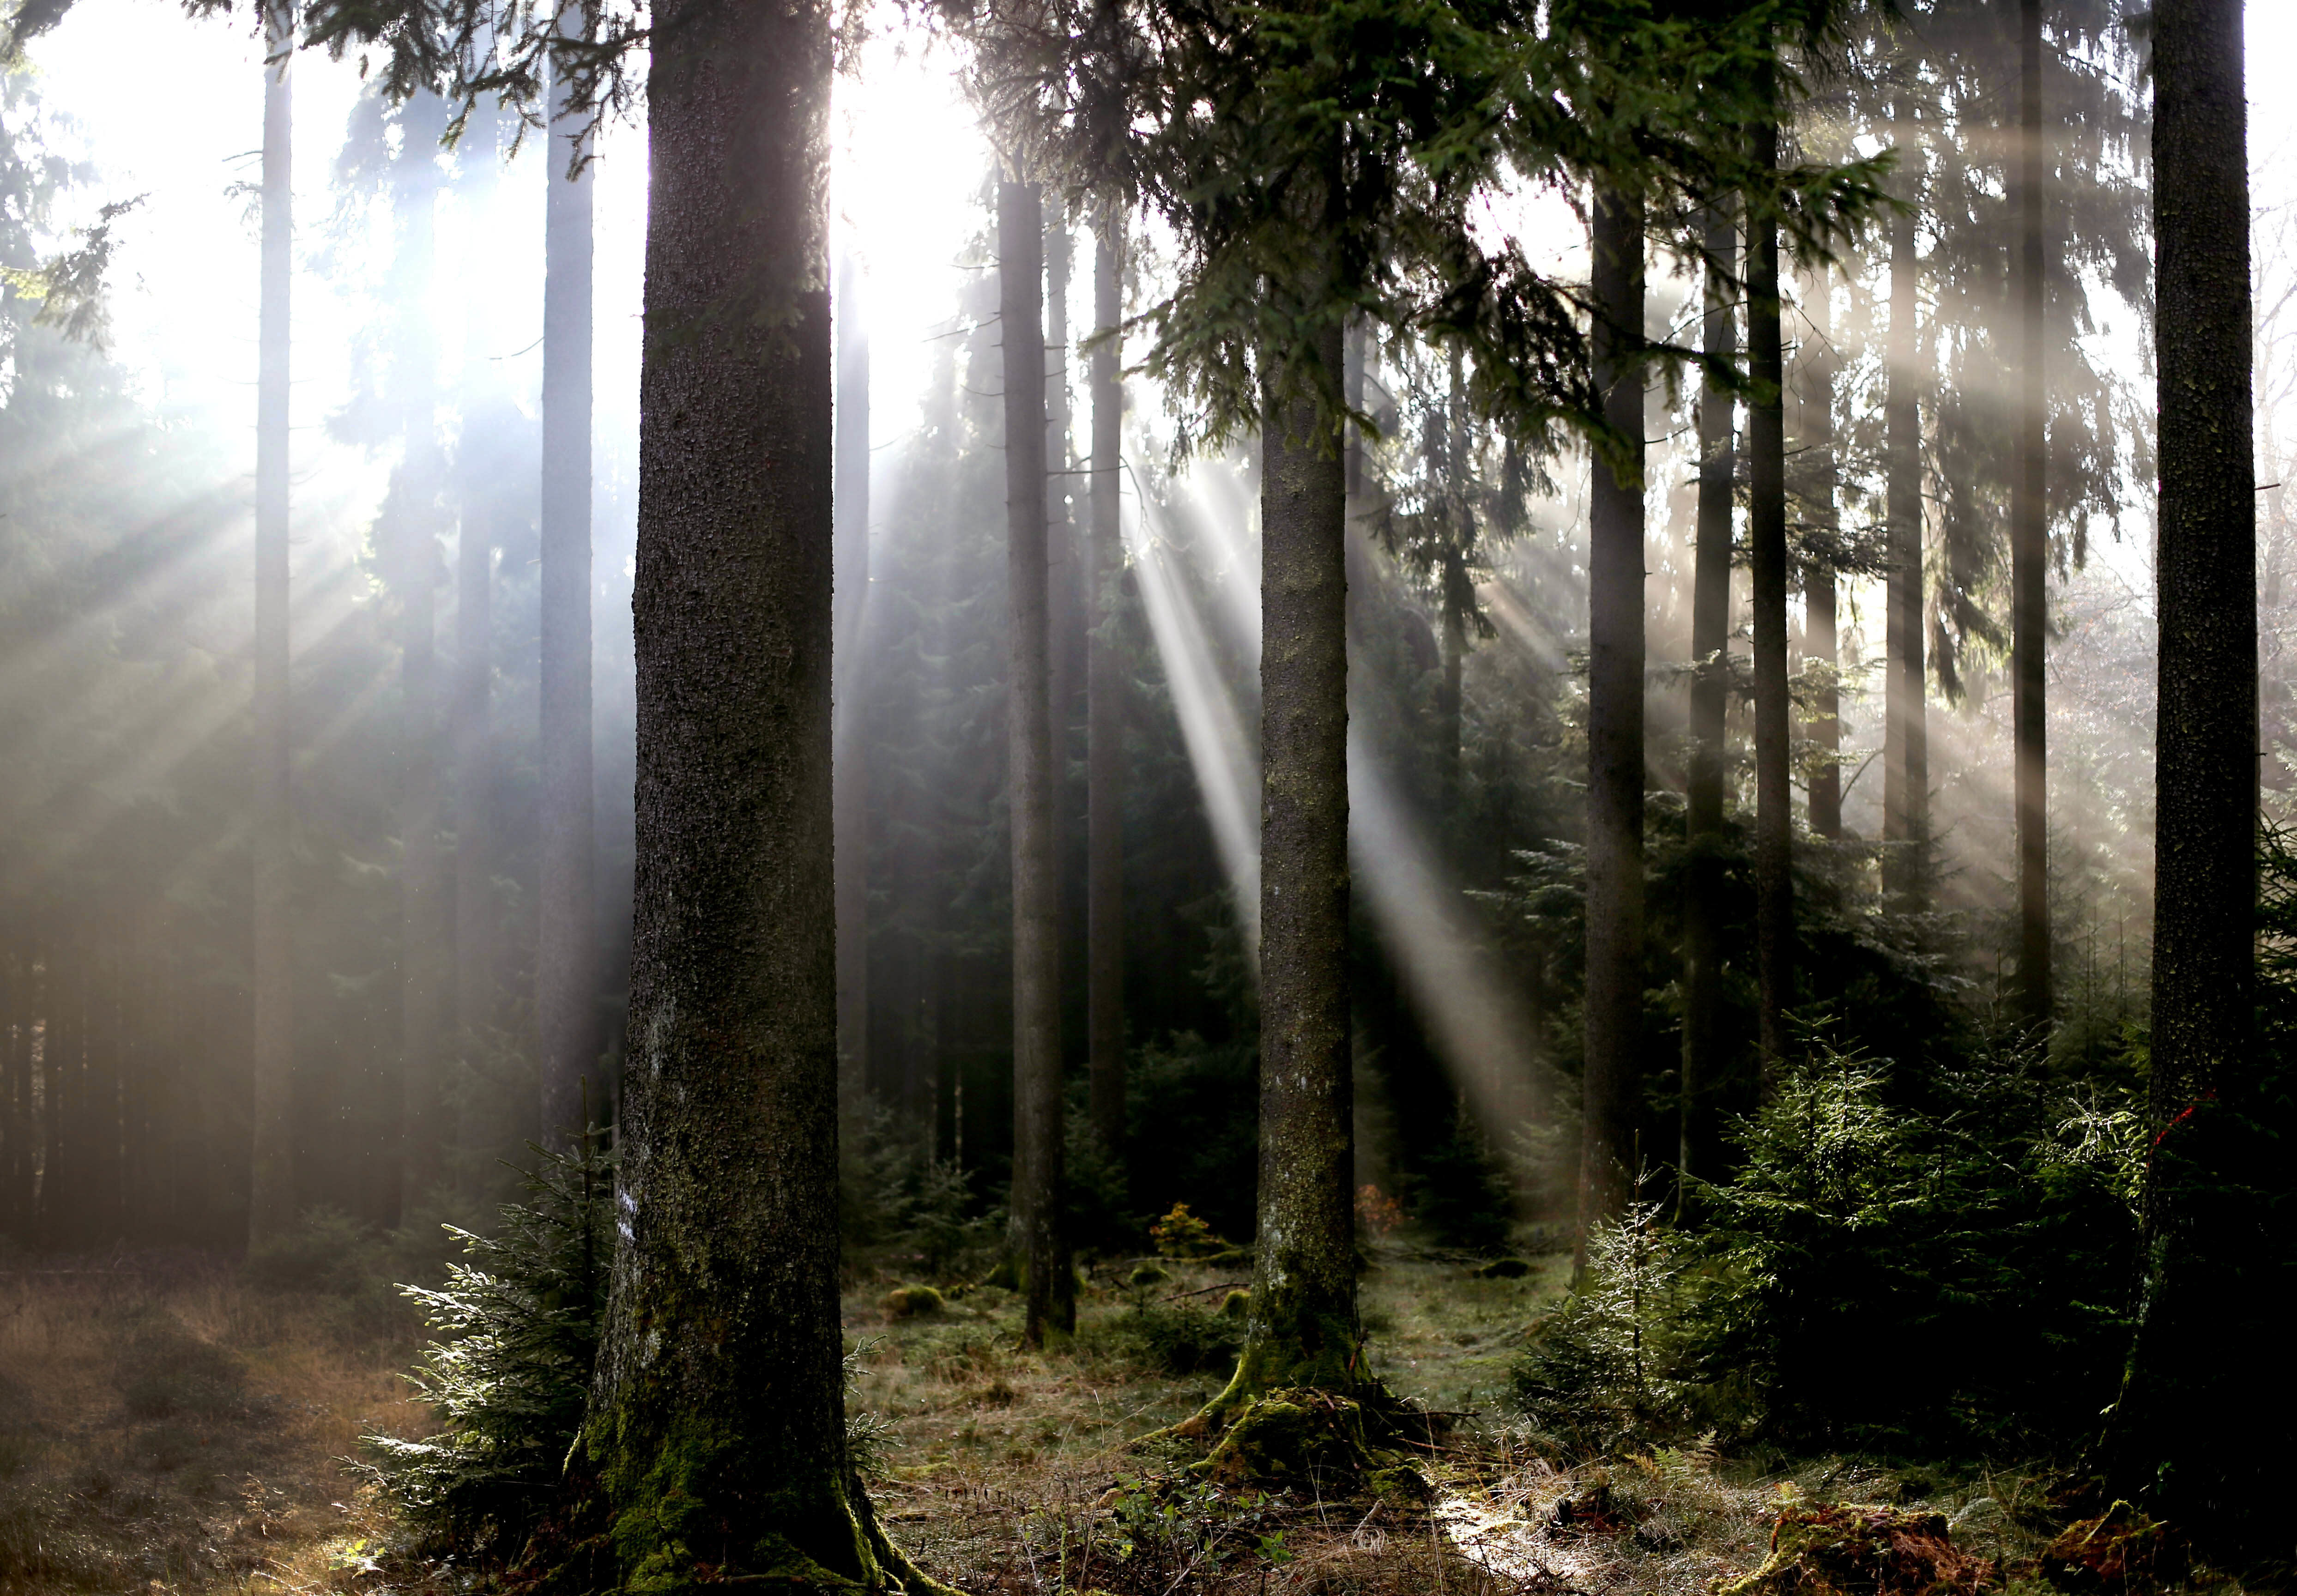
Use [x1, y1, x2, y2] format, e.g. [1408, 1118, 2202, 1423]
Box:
[1190, 1386, 1432, 1504]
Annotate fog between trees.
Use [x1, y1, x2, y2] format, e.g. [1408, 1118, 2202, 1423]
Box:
[0, 0, 2293, 1586]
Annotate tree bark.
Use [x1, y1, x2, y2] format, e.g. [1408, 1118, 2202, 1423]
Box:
[999, 176, 1071, 1346]
[2012, 0, 2052, 1033]
[538, 30, 599, 1148]
[1802, 275, 1841, 842]
[1086, 205, 1126, 1159]
[2103, 0, 2267, 1537]
[588, 0, 943, 1584]
[1211, 316, 1357, 1413]
[1883, 103, 1928, 907]
[1749, 114, 1794, 1082]
[1580, 183, 1646, 1271]
[249, 0, 296, 1246]
[1681, 201, 1735, 1186]
[835, 251, 870, 1088]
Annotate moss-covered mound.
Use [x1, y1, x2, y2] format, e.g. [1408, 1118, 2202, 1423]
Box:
[881, 1285, 945, 1319]
[2037, 1501, 2183, 1592]
[1716, 1500, 1997, 1596]
[1192, 1387, 1430, 1504]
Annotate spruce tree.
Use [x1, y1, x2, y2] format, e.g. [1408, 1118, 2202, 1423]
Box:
[538, 24, 598, 1148]
[1085, 204, 1126, 1159]
[1580, 182, 1646, 1270]
[248, 0, 296, 1244]
[998, 175, 1072, 1346]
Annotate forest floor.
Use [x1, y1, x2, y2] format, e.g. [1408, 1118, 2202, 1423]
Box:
[0, 1239, 2220, 1596]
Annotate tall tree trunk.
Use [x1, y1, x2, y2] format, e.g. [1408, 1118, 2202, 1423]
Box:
[1749, 113, 1794, 1081]
[1202, 316, 1356, 1420]
[1436, 351, 1468, 825]
[2012, 0, 2052, 1033]
[453, 442, 494, 1133]
[588, 0, 939, 1584]
[834, 251, 870, 1088]
[1883, 102, 1928, 907]
[397, 91, 451, 1216]
[41, 941, 72, 1245]
[1803, 276, 1841, 842]
[454, 101, 502, 1154]
[1344, 320, 1364, 501]
[2103, 0, 2267, 1537]
[249, 0, 296, 1246]
[1579, 183, 1646, 1271]
[1681, 201, 1735, 1186]
[999, 176, 1071, 1346]
[1086, 205, 1126, 1160]
[538, 33, 598, 1147]
[85, 944, 121, 1241]
[1, 945, 21, 1239]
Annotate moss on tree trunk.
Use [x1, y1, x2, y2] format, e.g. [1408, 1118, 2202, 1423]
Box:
[586, 0, 951, 1587]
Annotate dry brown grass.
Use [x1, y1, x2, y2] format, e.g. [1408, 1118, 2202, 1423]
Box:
[0, 1239, 2110, 1596]
[0, 1248, 427, 1595]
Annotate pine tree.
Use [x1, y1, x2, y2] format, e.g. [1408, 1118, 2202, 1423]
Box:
[998, 175, 1072, 1346]
[1680, 200, 1736, 1183]
[1580, 182, 1646, 1270]
[1086, 204, 1127, 1159]
[835, 250, 871, 1086]
[2103, 0, 2278, 1541]
[2010, 0, 2049, 1033]
[537, 27, 598, 1147]
[1749, 104, 1794, 1079]
[248, 0, 296, 1244]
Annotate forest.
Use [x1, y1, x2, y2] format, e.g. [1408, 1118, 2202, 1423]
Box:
[0, 0, 2288, 1590]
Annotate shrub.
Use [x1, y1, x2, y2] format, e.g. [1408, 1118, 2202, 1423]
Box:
[359, 1137, 616, 1560]
[1149, 1202, 1217, 1258]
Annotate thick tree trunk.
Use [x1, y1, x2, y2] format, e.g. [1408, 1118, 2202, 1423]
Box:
[2103, 0, 2269, 1538]
[999, 177, 1071, 1345]
[834, 252, 870, 1087]
[249, 1, 295, 1246]
[538, 35, 599, 1148]
[1580, 184, 1646, 1270]
[1802, 277, 1841, 843]
[2012, 0, 2052, 1033]
[1681, 202, 1735, 1186]
[1213, 317, 1356, 1412]
[588, 0, 941, 1585]
[1883, 106, 1928, 907]
[1086, 206, 1126, 1159]
[1748, 115, 1794, 1082]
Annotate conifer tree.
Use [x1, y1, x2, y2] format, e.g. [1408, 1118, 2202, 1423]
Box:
[537, 26, 597, 1147]
[2010, 0, 2049, 1031]
[2104, 0, 2279, 1541]
[248, 0, 296, 1244]
[835, 250, 870, 1085]
[1085, 204, 1126, 1158]
[998, 174, 1072, 1346]
[1749, 104, 1794, 1076]
[1881, 100, 1927, 905]
[1580, 182, 1645, 1268]
[1680, 200, 1735, 1182]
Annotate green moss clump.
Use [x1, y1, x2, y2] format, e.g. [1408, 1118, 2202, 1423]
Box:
[1127, 1264, 1172, 1289]
[881, 1285, 945, 1319]
[1220, 1289, 1250, 1319]
[1476, 1257, 1532, 1280]
[1717, 1499, 1996, 1596]
[1191, 1387, 1429, 1501]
